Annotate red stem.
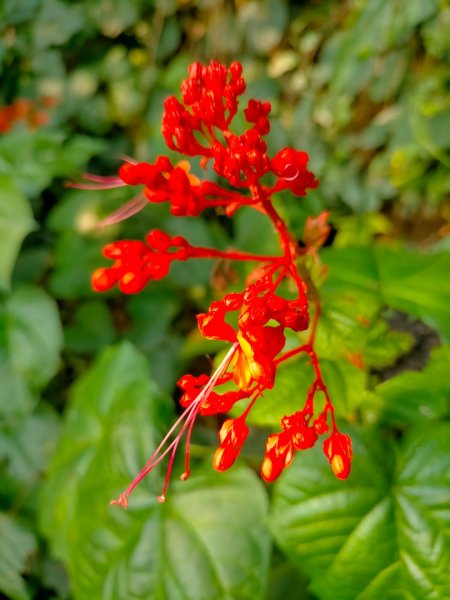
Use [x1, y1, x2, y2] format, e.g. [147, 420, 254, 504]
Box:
[189, 246, 282, 263]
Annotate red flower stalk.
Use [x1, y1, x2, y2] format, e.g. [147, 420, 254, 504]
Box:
[78, 60, 351, 506]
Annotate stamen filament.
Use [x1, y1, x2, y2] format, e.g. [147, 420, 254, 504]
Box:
[111, 343, 238, 506]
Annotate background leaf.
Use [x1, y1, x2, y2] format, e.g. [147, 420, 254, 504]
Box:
[323, 245, 450, 340]
[0, 177, 35, 292]
[0, 514, 37, 600]
[0, 286, 63, 419]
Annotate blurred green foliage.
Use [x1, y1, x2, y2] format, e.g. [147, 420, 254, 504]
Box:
[0, 0, 449, 599]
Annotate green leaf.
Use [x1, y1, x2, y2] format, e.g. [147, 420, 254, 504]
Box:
[1, 286, 63, 392]
[127, 288, 184, 390]
[364, 345, 450, 426]
[0, 513, 36, 600]
[333, 213, 393, 248]
[234, 206, 280, 256]
[270, 424, 450, 599]
[0, 286, 63, 419]
[40, 342, 271, 600]
[64, 300, 116, 354]
[32, 0, 85, 48]
[49, 232, 108, 299]
[155, 18, 182, 63]
[0, 176, 35, 291]
[316, 292, 413, 369]
[267, 558, 313, 600]
[322, 245, 450, 340]
[0, 130, 63, 197]
[0, 404, 60, 487]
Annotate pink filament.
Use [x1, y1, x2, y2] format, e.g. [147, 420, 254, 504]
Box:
[111, 342, 238, 507]
[96, 194, 148, 228]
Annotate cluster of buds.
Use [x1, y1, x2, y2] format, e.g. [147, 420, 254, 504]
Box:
[77, 61, 352, 506]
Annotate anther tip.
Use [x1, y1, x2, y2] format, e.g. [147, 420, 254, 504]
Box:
[110, 493, 128, 509]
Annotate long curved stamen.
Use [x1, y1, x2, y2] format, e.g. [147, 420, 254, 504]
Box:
[66, 173, 127, 190]
[83, 174, 126, 183]
[66, 180, 126, 190]
[96, 194, 148, 228]
[111, 342, 238, 507]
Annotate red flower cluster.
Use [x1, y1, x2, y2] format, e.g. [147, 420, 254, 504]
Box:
[80, 60, 351, 506]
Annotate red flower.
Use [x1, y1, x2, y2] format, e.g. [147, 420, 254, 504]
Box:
[244, 99, 271, 135]
[162, 60, 245, 156]
[162, 97, 208, 156]
[178, 373, 246, 416]
[181, 61, 245, 129]
[261, 409, 318, 482]
[282, 412, 318, 451]
[233, 324, 285, 391]
[270, 148, 318, 196]
[0, 97, 52, 134]
[80, 59, 352, 506]
[91, 232, 191, 294]
[212, 129, 270, 187]
[197, 279, 308, 391]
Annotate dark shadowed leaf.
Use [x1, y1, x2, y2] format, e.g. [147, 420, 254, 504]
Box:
[364, 345, 450, 426]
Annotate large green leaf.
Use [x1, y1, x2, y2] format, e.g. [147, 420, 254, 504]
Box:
[270, 424, 450, 599]
[40, 342, 271, 600]
[0, 286, 63, 418]
[0, 176, 35, 292]
[322, 245, 450, 340]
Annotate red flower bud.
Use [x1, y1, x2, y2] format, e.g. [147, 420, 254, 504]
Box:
[323, 431, 352, 479]
[213, 417, 249, 472]
[91, 267, 117, 292]
[261, 431, 294, 482]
